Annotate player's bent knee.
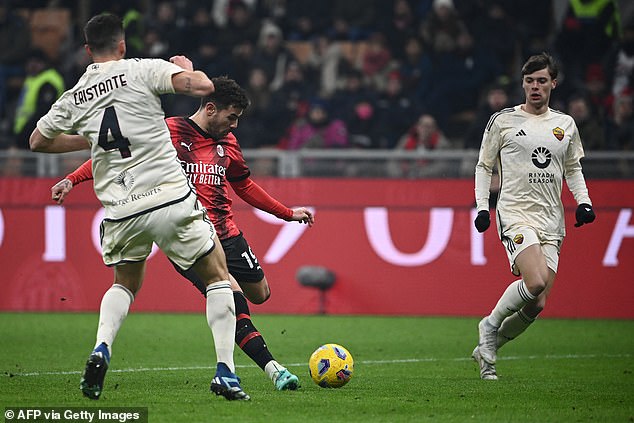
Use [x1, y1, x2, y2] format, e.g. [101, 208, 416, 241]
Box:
[244, 290, 270, 305]
[523, 296, 546, 317]
[193, 257, 230, 285]
[241, 281, 270, 304]
[524, 276, 547, 296]
[534, 297, 546, 313]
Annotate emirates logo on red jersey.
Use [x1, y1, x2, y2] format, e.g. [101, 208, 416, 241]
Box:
[217, 145, 225, 157]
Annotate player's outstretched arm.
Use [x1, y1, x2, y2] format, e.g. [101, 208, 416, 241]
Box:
[51, 178, 73, 204]
[29, 129, 90, 153]
[169, 55, 214, 97]
[289, 207, 315, 227]
[231, 178, 314, 226]
[50, 159, 94, 204]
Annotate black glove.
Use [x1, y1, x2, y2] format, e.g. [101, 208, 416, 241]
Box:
[474, 210, 490, 233]
[574, 203, 595, 227]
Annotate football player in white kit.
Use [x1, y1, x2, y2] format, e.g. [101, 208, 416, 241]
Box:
[29, 13, 249, 400]
[471, 53, 596, 380]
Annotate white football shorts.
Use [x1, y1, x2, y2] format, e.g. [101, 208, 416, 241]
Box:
[500, 225, 562, 276]
[100, 193, 216, 270]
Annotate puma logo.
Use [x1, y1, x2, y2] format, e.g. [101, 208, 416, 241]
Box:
[180, 142, 193, 151]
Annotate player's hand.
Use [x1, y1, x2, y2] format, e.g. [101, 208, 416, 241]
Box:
[474, 210, 490, 233]
[51, 178, 73, 204]
[169, 55, 194, 71]
[574, 203, 595, 227]
[289, 207, 314, 227]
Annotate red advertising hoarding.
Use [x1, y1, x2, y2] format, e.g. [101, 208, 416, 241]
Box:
[0, 178, 632, 318]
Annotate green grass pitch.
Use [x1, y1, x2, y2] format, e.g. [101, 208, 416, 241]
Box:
[1, 313, 633, 422]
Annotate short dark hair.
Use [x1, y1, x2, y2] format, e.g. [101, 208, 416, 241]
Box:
[201, 76, 250, 111]
[84, 13, 124, 55]
[521, 52, 558, 80]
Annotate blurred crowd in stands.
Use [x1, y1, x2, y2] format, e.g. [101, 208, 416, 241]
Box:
[1, 0, 633, 163]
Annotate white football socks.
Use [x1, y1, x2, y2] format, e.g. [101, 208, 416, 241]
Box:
[95, 283, 134, 356]
[206, 281, 236, 372]
[264, 360, 285, 382]
[488, 279, 536, 328]
[497, 309, 536, 348]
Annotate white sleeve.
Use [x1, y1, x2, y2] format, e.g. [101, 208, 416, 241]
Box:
[474, 117, 501, 211]
[138, 59, 185, 95]
[564, 124, 592, 205]
[36, 94, 74, 139]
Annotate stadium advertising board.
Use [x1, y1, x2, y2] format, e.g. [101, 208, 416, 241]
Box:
[0, 178, 632, 318]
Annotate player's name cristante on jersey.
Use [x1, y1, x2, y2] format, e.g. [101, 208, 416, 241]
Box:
[73, 72, 127, 105]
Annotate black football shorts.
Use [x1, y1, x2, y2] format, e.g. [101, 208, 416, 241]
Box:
[172, 232, 265, 296]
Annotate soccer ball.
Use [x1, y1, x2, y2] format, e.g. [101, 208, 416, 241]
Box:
[308, 343, 354, 388]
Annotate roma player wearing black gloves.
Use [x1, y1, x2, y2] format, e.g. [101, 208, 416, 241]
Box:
[474, 210, 491, 233]
[574, 203, 596, 227]
[471, 53, 595, 380]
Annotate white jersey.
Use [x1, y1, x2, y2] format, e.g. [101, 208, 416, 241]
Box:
[37, 58, 192, 220]
[475, 105, 591, 238]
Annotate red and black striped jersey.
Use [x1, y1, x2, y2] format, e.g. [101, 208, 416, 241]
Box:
[167, 116, 250, 240]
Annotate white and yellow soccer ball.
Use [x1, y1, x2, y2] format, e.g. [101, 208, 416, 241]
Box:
[308, 343, 354, 388]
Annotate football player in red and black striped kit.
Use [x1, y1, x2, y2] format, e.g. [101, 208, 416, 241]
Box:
[51, 76, 314, 391]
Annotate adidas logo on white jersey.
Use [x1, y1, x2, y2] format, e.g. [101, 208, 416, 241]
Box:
[516, 129, 527, 136]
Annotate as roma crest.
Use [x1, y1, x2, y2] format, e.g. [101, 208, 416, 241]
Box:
[552, 127, 564, 141]
[513, 233, 524, 244]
